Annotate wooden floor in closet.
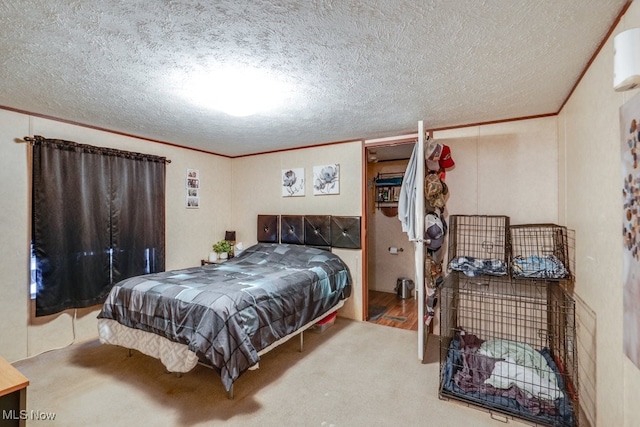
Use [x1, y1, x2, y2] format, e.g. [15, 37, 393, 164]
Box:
[367, 290, 419, 331]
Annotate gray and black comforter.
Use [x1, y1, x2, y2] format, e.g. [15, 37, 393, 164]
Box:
[98, 243, 352, 391]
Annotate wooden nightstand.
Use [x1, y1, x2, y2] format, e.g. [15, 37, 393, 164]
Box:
[0, 356, 29, 427]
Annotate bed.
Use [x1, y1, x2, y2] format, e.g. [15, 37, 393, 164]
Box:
[97, 214, 361, 397]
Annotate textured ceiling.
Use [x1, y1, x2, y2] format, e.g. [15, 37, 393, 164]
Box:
[0, 0, 629, 157]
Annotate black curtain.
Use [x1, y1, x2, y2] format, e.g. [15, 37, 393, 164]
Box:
[31, 136, 166, 316]
[110, 154, 166, 283]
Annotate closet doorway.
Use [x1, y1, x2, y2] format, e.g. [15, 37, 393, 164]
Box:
[365, 142, 417, 331]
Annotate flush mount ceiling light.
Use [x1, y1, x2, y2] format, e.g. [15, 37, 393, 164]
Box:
[176, 66, 290, 117]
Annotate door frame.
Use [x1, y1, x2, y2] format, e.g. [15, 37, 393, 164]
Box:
[361, 122, 426, 359]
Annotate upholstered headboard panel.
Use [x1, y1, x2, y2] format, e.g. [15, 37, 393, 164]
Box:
[257, 214, 280, 243]
[257, 214, 361, 249]
[304, 215, 332, 247]
[331, 216, 362, 249]
[281, 215, 305, 245]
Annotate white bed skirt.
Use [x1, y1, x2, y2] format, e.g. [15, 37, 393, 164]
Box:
[98, 318, 200, 372]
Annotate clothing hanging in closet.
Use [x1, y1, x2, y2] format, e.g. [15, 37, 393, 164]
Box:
[398, 143, 420, 240]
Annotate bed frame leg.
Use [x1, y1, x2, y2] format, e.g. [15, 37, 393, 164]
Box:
[227, 384, 234, 400]
[299, 331, 304, 352]
[164, 369, 183, 378]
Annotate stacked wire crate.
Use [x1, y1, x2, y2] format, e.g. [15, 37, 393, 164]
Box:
[439, 215, 578, 427]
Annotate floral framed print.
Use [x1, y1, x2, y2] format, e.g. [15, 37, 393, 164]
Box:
[282, 168, 305, 197]
[313, 164, 340, 195]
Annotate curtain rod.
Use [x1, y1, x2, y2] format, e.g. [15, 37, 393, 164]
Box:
[24, 135, 171, 164]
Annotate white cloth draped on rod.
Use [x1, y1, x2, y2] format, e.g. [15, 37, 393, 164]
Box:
[398, 142, 419, 240]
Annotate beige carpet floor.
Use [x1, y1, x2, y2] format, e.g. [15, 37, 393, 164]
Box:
[13, 319, 513, 427]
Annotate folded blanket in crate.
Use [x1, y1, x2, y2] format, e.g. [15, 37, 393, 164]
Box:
[511, 255, 568, 279]
[449, 256, 508, 277]
[479, 339, 562, 400]
[443, 333, 576, 426]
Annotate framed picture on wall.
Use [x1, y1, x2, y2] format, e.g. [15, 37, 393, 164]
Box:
[313, 164, 340, 195]
[187, 168, 199, 179]
[621, 91, 640, 368]
[186, 195, 199, 208]
[186, 178, 200, 189]
[282, 168, 305, 197]
[186, 169, 200, 208]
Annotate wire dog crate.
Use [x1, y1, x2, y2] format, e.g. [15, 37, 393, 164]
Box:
[447, 215, 510, 278]
[439, 274, 579, 426]
[510, 224, 575, 282]
[447, 215, 510, 261]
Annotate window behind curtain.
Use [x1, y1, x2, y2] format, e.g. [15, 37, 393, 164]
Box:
[31, 137, 166, 317]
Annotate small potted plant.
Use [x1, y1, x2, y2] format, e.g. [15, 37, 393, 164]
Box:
[212, 240, 233, 260]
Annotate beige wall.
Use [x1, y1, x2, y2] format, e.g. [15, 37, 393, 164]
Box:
[434, 116, 559, 224]
[558, 2, 640, 426]
[230, 142, 364, 320]
[0, 110, 30, 362]
[0, 112, 232, 361]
